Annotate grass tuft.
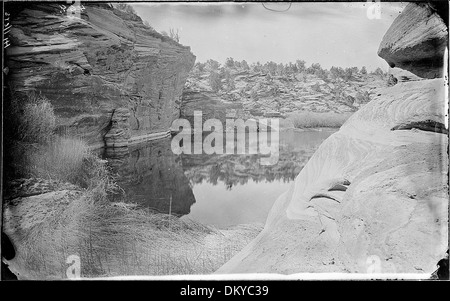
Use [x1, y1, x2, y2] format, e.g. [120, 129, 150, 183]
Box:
[15, 91, 56, 143]
[10, 193, 262, 278]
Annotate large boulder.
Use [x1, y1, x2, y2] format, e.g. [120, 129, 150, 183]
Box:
[378, 2, 448, 79]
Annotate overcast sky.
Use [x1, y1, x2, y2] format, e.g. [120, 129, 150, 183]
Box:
[132, 2, 407, 72]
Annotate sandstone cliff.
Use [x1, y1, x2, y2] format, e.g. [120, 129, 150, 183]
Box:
[218, 3, 448, 276]
[378, 2, 448, 79]
[6, 3, 195, 149]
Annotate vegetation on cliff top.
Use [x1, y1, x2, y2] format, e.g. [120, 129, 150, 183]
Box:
[113, 3, 183, 45]
[288, 111, 353, 129]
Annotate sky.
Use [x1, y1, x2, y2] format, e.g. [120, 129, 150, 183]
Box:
[132, 2, 407, 72]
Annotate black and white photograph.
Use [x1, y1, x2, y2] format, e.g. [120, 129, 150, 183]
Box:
[1, 0, 449, 282]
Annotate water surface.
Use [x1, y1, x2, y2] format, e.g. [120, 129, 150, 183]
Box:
[106, 129, 336, 228]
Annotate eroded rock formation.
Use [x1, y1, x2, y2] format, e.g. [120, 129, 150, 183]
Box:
[6, 3, 195, 148]
[218, 3, 448, 275]
[185, 67, 387, 118]
[378, 2, 448, 79]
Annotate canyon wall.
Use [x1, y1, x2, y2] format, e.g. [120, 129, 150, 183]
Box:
[6, 3, 195, 149]
[378, 2, 448, 79]
[218, 2, 448, 275]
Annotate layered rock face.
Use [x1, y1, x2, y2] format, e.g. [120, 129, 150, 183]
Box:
[180, 89, 244, 126]
[185, 67, 386, 118]
[378, 2, 448, 79]
[218, 3, 448, 275]
[6, 3, 195, 148]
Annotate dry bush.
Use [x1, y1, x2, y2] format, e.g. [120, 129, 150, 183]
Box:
[12, 91, 56, 143]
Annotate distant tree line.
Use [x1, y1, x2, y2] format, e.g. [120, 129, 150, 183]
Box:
[191, 58, 387, 94]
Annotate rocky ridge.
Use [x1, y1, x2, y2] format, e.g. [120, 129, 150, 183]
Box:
[183, 65, 387, 122]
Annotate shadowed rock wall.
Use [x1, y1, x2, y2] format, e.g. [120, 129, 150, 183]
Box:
[5, 3, 195, 148]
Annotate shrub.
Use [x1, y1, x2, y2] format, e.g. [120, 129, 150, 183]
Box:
[311, 82, 322, 92]
[225, 57, 235, 68]
[206, 59, 220, 70]
[224, 70, 235, 92]
[372, 67, 385, 76]
[296, 60, 306, 73]
[387, 74, 398, 87]
[22, 136, 117, 190]
[355, 90, 371, 104]
[143, 20, 153, 30]
[162, 28, 180, 43]
[361, 66, 367, 75]
[14, 92, 56, 143]
[195, 62, 205, 72]
[25, 136, 87, 183]
[241, 60, 249, 70]
[170, 28, 180, 42]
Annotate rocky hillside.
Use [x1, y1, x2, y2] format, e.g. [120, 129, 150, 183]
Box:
[182, 61, 387, 122]
[5, 3, 195, 149]
[218, 2, 448, 275]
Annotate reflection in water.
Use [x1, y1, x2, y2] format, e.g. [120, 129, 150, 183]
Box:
[105, 129, 335, 226]
[181, 128, 335, 188]
[106, 138, 196, 216]
[182, 129, 336, 227]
